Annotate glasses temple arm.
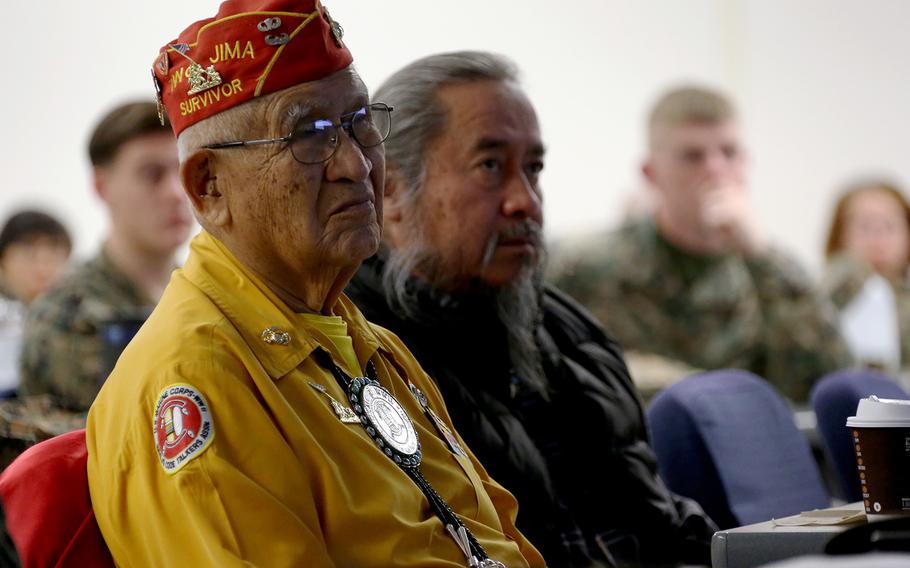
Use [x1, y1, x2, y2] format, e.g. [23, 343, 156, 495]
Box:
[205, 136, 291, 149]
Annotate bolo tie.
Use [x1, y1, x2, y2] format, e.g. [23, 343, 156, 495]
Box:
[313, 349, 506, 568]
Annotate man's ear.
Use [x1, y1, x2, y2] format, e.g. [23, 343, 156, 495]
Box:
[92, 166, 108, 202]
[641, 159, 657, 187]
[383, 167, 406, 224]
[181, 150, 231, 228]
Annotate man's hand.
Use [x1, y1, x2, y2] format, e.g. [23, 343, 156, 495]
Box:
[700, 183, 767, 255]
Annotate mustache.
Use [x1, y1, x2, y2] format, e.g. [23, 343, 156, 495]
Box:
[481, 219, 544, 268]
[499, 219, 544, 243]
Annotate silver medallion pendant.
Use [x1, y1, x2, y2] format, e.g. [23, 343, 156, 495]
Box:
[349, 377, 422, 468]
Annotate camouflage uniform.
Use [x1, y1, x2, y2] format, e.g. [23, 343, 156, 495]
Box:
[823, 252, 910, 373]
[551, 218, 853, 403]
[19, 249, 154, 411]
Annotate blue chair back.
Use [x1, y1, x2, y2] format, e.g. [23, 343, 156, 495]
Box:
[810, 369, 909, 502]
[647, 370, 829, 528]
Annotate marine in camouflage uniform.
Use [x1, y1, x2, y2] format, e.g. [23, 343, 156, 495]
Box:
[552, 218, 853, 403]
[19, 249, 154, 411]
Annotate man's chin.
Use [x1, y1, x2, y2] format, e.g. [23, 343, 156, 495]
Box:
[336, 227, 382, 265]
[478, 259, 537, 290]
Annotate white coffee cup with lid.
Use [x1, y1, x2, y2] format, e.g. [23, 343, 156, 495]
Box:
[847, 396, 910, 517]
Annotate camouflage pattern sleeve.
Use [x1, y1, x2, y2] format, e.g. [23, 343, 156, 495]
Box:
[19, 287, 107, 412]
[743, 250, 854, 402]
[549, 247, 615, 328]
[822, 252, 874, 309]
[548, 222, 674, 359]
[551, 221, 854, 403]
[548, 227, 642, 335]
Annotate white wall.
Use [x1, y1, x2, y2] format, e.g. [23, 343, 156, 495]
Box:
[1, 0, 907, 275]
[744, 0, 910, 272]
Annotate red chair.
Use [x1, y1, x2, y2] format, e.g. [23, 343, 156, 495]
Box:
[0, 429, 114, 567]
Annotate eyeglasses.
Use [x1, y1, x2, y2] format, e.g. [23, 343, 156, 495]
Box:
[203, 103, 393, 165]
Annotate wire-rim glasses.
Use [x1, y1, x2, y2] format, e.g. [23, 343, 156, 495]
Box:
[203, 103, 393, 165]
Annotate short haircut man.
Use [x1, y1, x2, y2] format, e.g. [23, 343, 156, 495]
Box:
[648, 85, 735, 141]
[19, 101, 192, 411]
[85, 4, 543, 567]
[553, 85, 852, 402]
[346, 51, 717, 567]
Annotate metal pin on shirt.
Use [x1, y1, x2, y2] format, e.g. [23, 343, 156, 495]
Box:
[307, 381, 360, 423]
[260, 326, 291, 346]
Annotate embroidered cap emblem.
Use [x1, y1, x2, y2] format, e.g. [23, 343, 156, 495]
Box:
[186, 63, 222, 95]
[167, 43, 223, 96]
[154, 384, 214, 473]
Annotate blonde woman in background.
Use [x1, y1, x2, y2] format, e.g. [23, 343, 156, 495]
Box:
[824, 180, 910, 378]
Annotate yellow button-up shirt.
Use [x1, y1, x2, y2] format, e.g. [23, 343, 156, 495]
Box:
[87, 231, 544, 567]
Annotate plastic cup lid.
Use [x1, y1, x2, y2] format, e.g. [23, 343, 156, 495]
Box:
[847, 395, 910, 427]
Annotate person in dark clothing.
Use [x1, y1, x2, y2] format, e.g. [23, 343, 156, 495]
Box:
[346, 51, 717, 568]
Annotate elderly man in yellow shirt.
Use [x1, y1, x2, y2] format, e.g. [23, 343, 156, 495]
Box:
[85, 1, 544, 567]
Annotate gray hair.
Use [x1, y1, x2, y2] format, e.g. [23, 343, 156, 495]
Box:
[384, 218, 549, 395]
[374, 51, 519, 204]
[176, 97, 262, 163]
[377, 52, 547, 394]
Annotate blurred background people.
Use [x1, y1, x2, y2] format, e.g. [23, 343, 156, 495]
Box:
[348, 51, 716, 568]
[0, 210, 71, 395]
[553, 85, 851, 403]
[19, 101, 192, 412]
[823, 180, 910, 377]
[0, 211, 72, 306]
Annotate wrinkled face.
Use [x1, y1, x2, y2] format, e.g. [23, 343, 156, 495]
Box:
[646, 120, 747, 229]
[408, 80, 545, 289]
[0, 236, 70, 304]
[97, 132, 193, 256]
[843, 187, 910, 278]
[214, 70, 384, 278]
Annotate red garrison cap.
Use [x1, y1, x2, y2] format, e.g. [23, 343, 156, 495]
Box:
[152, 0, 352, 137]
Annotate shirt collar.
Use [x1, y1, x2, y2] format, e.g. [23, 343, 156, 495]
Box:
[182, 231, 385, 379]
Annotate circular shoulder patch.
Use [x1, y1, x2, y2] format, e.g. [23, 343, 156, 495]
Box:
[153, 384, 214, 474]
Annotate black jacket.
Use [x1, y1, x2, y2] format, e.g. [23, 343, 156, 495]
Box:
[347, 255, 716, 567]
